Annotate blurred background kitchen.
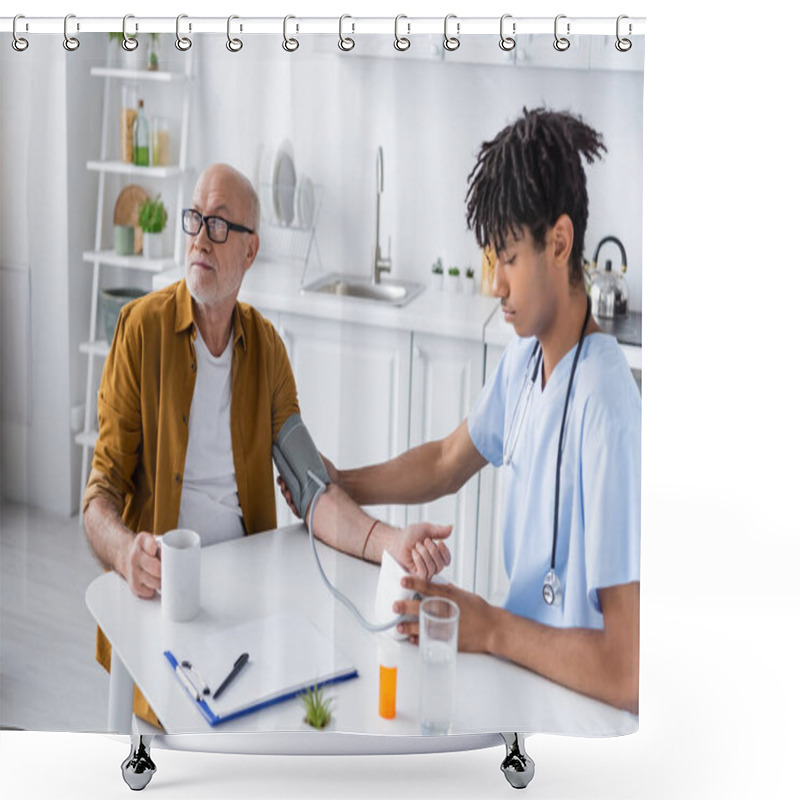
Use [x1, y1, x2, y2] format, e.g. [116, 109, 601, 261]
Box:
[0, 32, 642, 731]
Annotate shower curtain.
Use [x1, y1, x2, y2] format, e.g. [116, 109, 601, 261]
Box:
[0, 16, 643, 754]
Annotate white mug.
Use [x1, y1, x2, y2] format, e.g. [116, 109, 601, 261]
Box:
[159, 528, 201, 622]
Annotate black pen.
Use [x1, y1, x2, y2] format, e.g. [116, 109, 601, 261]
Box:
[212, 652, 249, 700]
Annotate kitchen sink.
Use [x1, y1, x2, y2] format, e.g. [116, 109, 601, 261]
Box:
[301, 273, 425, 307]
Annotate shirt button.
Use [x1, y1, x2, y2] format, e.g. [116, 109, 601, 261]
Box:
[175, 473, 181, 484]
[182, 413, 188, 424]
[191, 362, 196, 372]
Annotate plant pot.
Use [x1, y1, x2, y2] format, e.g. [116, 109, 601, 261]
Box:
[463, 277, 476, 295]
[100, 287, 147, 344]
[113, 225, 135, 256]
[142, 232, 165, 260]
[445, 274, 460, 293]
[431, 273, 443, 290]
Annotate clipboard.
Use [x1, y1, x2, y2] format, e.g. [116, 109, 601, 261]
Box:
[164, 612, 359, 726]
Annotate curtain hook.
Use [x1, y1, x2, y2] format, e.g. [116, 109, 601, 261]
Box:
[226, 15, 243, 52]
[615, 14, 632, 52]
[553, 14, 570, 51]
[443, 14, 460, 51]
[63, 14, 80, 51]
[338, 14, 355, 51]
[283, 15, 299, 52]
[121, 14, 138, 51]
[394, 14, 410, 51]
[12, 14, 29, 51]
[499, 14, 516, 51]
[176, 14, 192, 51]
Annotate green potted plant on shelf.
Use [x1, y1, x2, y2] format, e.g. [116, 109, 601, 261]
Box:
[431, 257, 444, 290]
[446, 265, 461, 293]
[463, 266, 476, 295]
[138, 194, 168, 260]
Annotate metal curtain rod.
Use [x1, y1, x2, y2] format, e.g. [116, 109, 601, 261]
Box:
[0, 15, 645, 36]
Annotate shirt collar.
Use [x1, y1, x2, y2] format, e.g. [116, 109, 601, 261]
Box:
[175, 278, 247, 351]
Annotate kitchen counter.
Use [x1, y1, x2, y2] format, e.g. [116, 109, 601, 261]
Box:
[153, 261, 500, 343]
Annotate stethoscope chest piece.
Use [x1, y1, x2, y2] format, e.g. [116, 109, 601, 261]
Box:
[542, 568, 563, 607]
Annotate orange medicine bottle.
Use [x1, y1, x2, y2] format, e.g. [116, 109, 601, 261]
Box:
[378, 635, 399, 720]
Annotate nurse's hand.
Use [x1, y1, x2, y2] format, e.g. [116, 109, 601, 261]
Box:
[276, 453, 339, 518]
[392, 577, 495, 653]
[389, 523, 452, 580]
[123, 531, 161, 598]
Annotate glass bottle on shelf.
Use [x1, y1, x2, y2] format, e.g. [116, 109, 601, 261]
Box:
[132, 99, 150, 167]
[151, 117, 170, 166]
[120, 84, 138, 164]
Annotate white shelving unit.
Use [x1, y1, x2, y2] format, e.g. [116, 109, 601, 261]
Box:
[76, 49, 194, 497]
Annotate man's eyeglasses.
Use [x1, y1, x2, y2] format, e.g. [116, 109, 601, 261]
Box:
[182, 208, 254, 244]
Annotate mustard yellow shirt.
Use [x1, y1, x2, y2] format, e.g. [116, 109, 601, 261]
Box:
[84, 278, 299, 725]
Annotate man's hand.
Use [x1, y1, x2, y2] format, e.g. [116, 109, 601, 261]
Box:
[387, 523, 452, 580]
[123, 532, 161, 598]
[276, 453, 338, 519]
[392, 575, 495, 652]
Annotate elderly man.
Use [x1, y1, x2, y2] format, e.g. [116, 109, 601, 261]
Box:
[83, 163, 451, 726]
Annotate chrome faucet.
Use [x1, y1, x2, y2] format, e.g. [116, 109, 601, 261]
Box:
[373, 146, 392, 284]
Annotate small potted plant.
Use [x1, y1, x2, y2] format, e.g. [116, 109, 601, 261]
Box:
[138, 194, 168, 260]
[431, 257, 444, 290]
[301, 683, 332, 729]
[147, 33, 160, 71]
[463, 266, 476, 295]
[446, 265, 461, 293]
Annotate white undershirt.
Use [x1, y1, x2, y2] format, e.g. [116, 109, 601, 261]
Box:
[177, 329, 245, 546]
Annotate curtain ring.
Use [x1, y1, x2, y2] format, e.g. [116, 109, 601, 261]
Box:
[443, 14, 460, 51]
[394, 14, 410, 51]
[12, 14, 29, 51]
[121, 14, 138, 51]
[499, 14, 516, 51]
[63, 14, 80, 51]
[338, 14, 355, 51]
[175, 14, 192, 51]
[615, 15, 632, 52]
[226, 15, 243, 52]
[283, 15, 299, 52]
[553, 14, 570, 51]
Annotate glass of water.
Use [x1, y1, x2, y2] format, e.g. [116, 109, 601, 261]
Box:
[419, 596, 460, 735]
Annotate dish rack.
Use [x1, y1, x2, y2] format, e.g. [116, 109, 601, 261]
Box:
[258, 182, 324, 287]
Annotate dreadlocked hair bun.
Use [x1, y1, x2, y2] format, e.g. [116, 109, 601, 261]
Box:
[465, 107, 606, 286]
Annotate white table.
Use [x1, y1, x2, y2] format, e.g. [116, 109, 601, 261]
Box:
[85, 523, 637, 739]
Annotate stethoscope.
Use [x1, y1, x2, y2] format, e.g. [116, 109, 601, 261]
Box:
[503, 296, 593, 608]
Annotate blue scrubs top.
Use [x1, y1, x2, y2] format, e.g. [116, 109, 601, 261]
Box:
[468, 333, 641, 630]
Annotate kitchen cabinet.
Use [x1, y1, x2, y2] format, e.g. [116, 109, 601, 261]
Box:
[406, 332, 485, 590]
[474, 344, 510, 607]
[274, 311, 412, 531]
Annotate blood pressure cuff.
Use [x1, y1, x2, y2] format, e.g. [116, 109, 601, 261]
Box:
[272, 413, 331, 519]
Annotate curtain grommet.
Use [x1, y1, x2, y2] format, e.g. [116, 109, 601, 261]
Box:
[226, 15, 243, 52]
[499, 14, 516, 52]
[394, 15, 411, 51]
[12, 14, 29, 51]
[176, 14, 192, 51]
[615, 15, 632, 52]
[338, 14, 355, 51]
[443, 14, 460, 52]
[283, 15, 299, 52]
[553, 14, 570, 51]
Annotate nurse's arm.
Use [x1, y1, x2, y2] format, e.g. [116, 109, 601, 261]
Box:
[489, 582, 640, 714]
[334, 419, 488, 506]
[396, 579, 640, 714]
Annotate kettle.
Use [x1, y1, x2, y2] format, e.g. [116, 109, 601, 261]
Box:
[586, 236, 629, 319]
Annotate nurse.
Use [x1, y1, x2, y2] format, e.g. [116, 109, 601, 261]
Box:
[285, 108, 641, 713]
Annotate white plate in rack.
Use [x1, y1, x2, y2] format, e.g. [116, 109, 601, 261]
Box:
[295, 174, 315, 229]
[272, 140, 296, 226]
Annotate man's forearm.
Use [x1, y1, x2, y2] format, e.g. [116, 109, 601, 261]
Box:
[83, 495, 135, 579]
[486, 604, 639, 714]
